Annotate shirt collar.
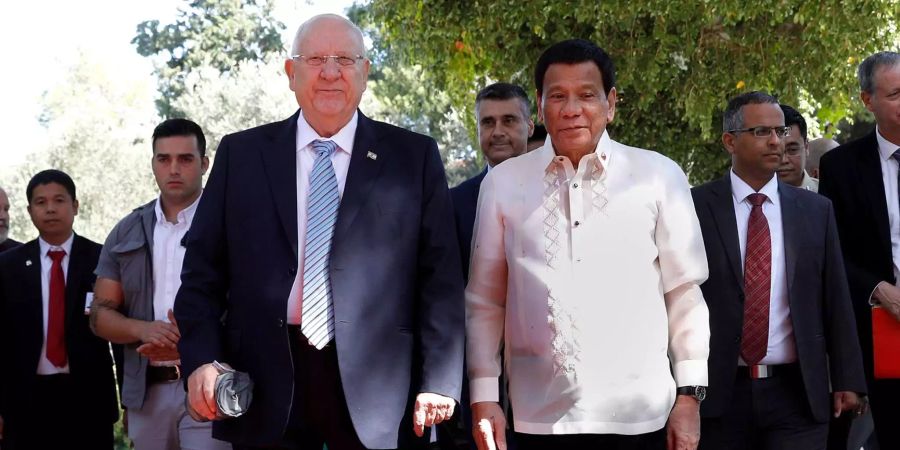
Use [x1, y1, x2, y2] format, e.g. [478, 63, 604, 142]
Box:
[39, 232, 74, 257]
[730, 169, 778, 205]
[154, 193, 203, 226]
[876, 125, 900, 161]
[296, 110, 358, 156]
[540, 130, 614, 174]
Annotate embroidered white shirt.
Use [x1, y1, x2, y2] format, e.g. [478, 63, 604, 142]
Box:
[466, 131, 710, 435]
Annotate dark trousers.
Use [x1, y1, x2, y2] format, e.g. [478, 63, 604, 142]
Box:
[699, 364, 827, 450]
[3, 374, 113, 450]
[514, 428, 665, 450]
[869, 378, 900, 449]
[236, 329, 367, 450]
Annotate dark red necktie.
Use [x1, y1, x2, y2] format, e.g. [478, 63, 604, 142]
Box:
[741, 193, 771, 366]
[47, 249, 67, 367]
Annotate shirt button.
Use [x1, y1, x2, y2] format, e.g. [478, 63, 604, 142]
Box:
[573, 183, 579, 188]
[574, 221, 581, 227]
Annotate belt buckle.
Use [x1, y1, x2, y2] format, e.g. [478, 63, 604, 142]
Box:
[174, 365, 182, 381]
[749, 365, 771, 379]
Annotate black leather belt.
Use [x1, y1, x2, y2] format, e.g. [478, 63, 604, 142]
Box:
[737, 363, 797, 380]
[147, 365, 181, 384]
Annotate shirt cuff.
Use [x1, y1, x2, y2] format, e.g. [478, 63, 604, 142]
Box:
[869, 283, 881, 306]
[469, 376, 500, 405]
[673, 359, 708, 387]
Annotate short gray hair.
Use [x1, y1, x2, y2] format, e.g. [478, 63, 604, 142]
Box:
[858, 51, 900, 93]
[723, 91, 779, 132]
[290, 14, 366, 57]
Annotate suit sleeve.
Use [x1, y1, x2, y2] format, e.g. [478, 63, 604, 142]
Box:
[174, 137, 232, 378]
[0, 256, 6, 417]
[656, 159, 710, 387]
[822, 200, 868, 393]
[414, 138, 466, 401]
[819, 155, 884, 304]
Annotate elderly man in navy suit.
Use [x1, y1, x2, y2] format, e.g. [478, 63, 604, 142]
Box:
[819, 51, 900, 449]
[174, 14, 465, 450]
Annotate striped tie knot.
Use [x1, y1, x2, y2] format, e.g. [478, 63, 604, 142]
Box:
[746, 193, 767, 207]
[312, 140, 337, 158]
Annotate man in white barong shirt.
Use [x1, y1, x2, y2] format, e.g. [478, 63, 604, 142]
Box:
[466, 39, 711, 450]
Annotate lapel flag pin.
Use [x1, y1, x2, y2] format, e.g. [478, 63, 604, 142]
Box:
[26, 260, 32, 267]
[367, 151, 378, 160]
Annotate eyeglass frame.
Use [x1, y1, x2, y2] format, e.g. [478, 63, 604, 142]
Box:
[726, 126, 792, 139]
[290, 54, 367, 67]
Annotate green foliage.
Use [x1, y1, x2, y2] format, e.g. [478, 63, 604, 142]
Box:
[367, 0, 899, 184]
[133, 0, 286, 117]
[7, 51, 159, 244]
[349, 4, 482, 185]
[172, 57, 297, 157]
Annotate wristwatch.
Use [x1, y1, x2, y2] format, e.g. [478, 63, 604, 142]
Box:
[676, 385, 707, 402]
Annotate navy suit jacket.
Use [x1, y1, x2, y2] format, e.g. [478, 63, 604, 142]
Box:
[450, 167, 487, 280]
[692, 175, 866, 422]
[175, 110, 466, 448]
[818, 131, 893, 379]
[0, 238, 21, 254]
[0, 235, 119, 424]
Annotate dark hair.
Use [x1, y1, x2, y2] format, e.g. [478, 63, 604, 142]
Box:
[780, 104, 808, 141]
[534, 39, 616, 96]
[529, 124, 547, 143]
[26, 169, 76, 203]
[475, 82, 531, 118]
[152, 118, 207, 157]
[858, 51, 900, 93]
[723, 91, 779, 132]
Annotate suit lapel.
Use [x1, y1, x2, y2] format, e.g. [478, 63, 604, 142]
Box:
[21, 240, 45, 353]
[706, 175, 744, 291]
[334, 111, 385, 242]
[857, 131, 893, 259]
[261, 112, 301, 259]
[779, 183, 803, 300]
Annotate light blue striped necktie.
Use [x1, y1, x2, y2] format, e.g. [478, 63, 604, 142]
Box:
[301, 139, 339, 349]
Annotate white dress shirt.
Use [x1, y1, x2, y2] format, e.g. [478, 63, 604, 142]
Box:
[151, 195, 201, 366]
[286, 111, 357, 325]
[37, 233, 74, 375]
[466, 131, 710, 435]
[729, 171, 796, 365]
[876, 126, 900, 286]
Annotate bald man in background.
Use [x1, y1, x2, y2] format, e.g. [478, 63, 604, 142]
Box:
[807, 138, 838, 179]
[0, 187, 22, 254]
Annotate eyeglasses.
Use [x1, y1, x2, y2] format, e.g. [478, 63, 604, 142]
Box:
[727, 126, 792, 138]
[291, 54, 365, 67]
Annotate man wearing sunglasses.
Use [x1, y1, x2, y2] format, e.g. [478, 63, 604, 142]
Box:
[691, 91, 866, 449]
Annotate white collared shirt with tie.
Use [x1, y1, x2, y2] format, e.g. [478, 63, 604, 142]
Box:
[729, 171, 796, 365]
[286, 110, 357, 325]
[37, 233, 74, 375]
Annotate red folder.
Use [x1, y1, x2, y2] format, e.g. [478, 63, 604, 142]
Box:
[873, 306, 900, 379]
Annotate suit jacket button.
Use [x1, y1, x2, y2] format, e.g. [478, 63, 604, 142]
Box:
[734, 335, 741, 343]
[277, 319, 285, 327]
